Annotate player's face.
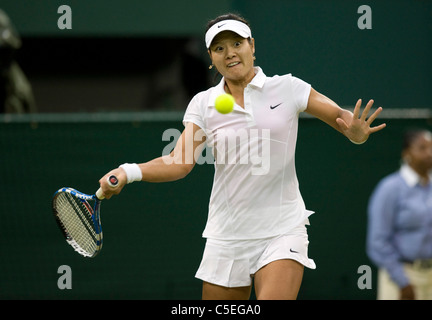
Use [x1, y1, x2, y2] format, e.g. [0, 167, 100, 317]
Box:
[404, 132, 432, 173]
[209, 31, 255, 84]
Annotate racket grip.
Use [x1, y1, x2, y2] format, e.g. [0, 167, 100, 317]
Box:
[107, 175, 119, 187]
[95, 175, 119, 200]
[95, 188, 105, 200]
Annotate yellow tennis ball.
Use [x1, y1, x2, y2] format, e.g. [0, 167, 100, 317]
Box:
[215, 94, 235, 114]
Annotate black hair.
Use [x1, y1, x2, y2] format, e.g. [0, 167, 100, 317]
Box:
[402, 129, 431, 150]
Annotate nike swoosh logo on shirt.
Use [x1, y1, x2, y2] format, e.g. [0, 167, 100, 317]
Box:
[290, 248, 299, 253]
[270, 103, 282, 110]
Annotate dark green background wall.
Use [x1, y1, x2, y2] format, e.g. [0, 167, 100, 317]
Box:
[2, 0, 431, 109]
[236, 0, 432, 108]
[1, 114, 431, 299]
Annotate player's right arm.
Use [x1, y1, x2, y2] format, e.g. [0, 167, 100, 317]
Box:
[305, 88, 386, 144]
[99, 122, 205, 198]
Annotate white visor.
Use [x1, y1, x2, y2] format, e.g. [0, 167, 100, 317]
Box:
[205, 19, 252, 49]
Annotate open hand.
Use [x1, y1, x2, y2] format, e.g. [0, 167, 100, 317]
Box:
[336, 99, 386, 144]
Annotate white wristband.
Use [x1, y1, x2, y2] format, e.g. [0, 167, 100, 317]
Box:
[119, 163, 142, 184]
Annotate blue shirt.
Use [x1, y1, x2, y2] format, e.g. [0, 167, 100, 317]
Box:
[367, 165, 432, 288]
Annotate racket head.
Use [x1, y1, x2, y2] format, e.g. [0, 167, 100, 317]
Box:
[52, 187, 103, 257]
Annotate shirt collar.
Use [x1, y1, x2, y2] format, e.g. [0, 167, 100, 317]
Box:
[249, 66, 266, 88]
[400, 164, 432, 187]
[208, 67, 266, 106]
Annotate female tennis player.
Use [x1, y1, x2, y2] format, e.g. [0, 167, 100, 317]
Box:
[99, 13, 386, 300]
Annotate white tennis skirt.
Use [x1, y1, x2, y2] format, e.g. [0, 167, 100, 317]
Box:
[195, 219, 316, 288]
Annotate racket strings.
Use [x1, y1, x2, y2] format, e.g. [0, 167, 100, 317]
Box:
[53, 192, 100, 256]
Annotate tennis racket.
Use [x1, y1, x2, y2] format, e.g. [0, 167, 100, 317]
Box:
[52, 175, 118, 257]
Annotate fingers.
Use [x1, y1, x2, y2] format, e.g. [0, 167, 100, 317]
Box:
[369, 122, 387, 134]
[99, 168, 127, 199]
[336, 117, 349, 131]
[98, 176, 112, 199]
[367, 106, 387, 133]
[353, 99, 362, 119]
[356, 99, 386, 127]
[359, 100, 387, 133]
[354, 98, 379, 123]
[360, 99, 374, 121]
[366, 106, 382, 124]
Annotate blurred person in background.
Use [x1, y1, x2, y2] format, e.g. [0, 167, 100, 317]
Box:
[0, 9, 36, 113]
[367, 129, 432, 299]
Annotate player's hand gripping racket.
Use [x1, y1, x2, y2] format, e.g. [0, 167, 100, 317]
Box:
[52, 175, 118, 257]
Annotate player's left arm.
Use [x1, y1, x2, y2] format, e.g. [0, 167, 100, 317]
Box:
[305, 88, 386, 144]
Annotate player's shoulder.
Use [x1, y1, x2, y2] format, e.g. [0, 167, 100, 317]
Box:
[189, 78, 226, 110]
[264, 72, 307, 88]
[193, 86, 213, 98]
[189, 86, 213, 106]
[266, 72, 293, 82]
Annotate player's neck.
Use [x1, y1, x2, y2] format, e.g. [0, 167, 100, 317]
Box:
[224, 82, 244, 108]
[223, 72, 255, 109]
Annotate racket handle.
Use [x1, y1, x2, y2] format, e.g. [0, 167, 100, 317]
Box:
[95, 175, 119, 200]
[96, 188, 105, 200]
[107, 175, 119, 187]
